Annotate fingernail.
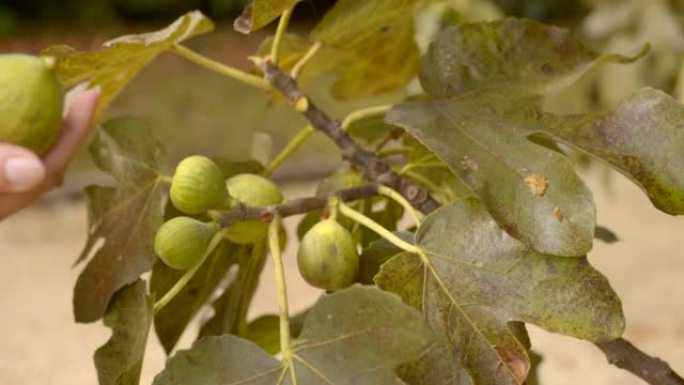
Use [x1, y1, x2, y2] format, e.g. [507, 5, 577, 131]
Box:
[4, 157, 45, 191]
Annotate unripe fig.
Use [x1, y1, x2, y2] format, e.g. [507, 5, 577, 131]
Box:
[0, 54, 64, 154]
[154, 216, 218, 270]
[224, 173, 283, 244]
[297, 219, 359, 291]
[170, 156, 228, 215]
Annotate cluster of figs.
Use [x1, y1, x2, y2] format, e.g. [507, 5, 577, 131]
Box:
[156, 155, 360, 292]
[0, 52, 360, 292]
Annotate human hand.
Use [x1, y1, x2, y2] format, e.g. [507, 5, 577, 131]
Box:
[0, 88, 100, 220]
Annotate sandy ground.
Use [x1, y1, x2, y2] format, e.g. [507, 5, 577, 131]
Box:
[0, 165, 683, 385]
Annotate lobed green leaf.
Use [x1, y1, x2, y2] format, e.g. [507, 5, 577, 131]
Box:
[74, 117, 166, 323]
[389, 18, 647, 256]
[540, 88, 684, 215]
[43, 11, 213, 118]
[376, 199, 624, 385]
[154, 285, 434, 385]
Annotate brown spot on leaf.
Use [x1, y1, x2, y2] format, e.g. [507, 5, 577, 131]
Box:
[553, 207, 564, 221]
[525, 174, 549, 196]
[541, 63, 553, 73]
[502, 223, 523, 240]
[496, 346, 530, 383]
[460, 156, 478, 171]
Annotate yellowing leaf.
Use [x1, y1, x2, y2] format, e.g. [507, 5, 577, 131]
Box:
[43, 11, 214, 118]
[310, 0, 423, 98]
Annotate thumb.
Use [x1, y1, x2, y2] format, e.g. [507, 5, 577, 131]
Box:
[0, 144, 46, 193]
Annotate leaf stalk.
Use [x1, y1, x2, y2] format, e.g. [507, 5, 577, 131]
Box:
[338, 201, 421, 254]
[271, 7, 295, 66]
[171, 44, 271, 90]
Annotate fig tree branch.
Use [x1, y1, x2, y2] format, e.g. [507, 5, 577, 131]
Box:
[596, 338, 684, 385]
[260, 61, 684, 385]
[217, 184, 381, 227]
[262, 61, 440, 215]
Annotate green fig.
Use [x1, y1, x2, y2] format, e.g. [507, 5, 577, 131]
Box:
[170, 155, 228, 215]
[154, 216, 218, 270]
[224, 173, 283, 244]
[297, 219, 359, 291]
[0, 54, 64, 154]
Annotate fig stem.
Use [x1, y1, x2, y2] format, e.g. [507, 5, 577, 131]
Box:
[378, 185, 423, 227]
[271, 7, 294, 66]
[399, 161, 449, 174]
[268, 215, 296, 380]
[338, 201, 421, 254]
[153, 230, 225, 314]
[290, 41, 322, 79]
[171, 44, 271, 90]
[264, 125, 316, 176]
[377, 146, 412, 158]
[327, 196, 340, 221]
[341, 105, 393, 131]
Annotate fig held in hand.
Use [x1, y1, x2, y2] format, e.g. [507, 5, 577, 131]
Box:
[0, 54, 64, 154]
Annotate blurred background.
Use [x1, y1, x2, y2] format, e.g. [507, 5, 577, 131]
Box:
[0, 0, 683, 384]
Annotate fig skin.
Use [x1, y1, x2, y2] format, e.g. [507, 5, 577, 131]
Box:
[170, 156, 228, 215]
[0, 54, 64, 154]
[297, 219, 359, 291]
[224, 173, 283, 244]
[154, 217, 218, 270]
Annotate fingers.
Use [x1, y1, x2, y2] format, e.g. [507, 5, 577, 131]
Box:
[0, 143, 46, 193]
[43, 88, 100, 185]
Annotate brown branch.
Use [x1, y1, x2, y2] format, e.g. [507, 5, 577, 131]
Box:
[596, 338, 684, 385]
[261, 60, 684, 385]
[262, 61, 440, 215]
[218, 184, 380, 226]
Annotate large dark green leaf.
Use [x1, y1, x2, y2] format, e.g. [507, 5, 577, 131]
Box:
[390, 94, 596, 257]
[94, 280, 153, 385]
[74, 117, 166, 323]
[43, 11, 213, 117]
[151, 240, 240, 354]
[234, 0, 300, 34]
[153, 285, 434, 385]
[376, 199, 624, 385]
[388, 19, 646, 256]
